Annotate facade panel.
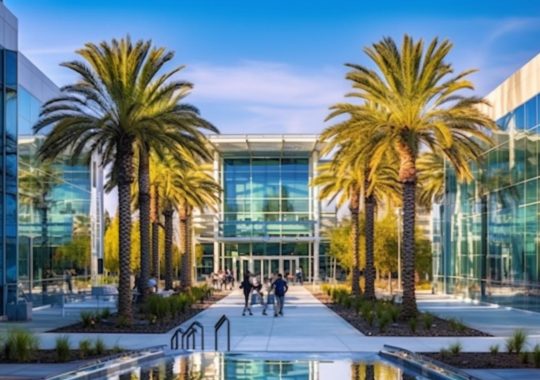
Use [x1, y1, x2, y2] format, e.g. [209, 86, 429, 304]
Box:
[435, 53, 540, 311]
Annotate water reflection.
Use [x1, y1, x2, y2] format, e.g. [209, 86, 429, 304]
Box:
[122, 353, 409, 379]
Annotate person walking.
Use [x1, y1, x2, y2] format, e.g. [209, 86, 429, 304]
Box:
[271, 273, 289, 317]
[239, 272, 254, 316]
[295, 267, 303, 285]
[64, 269, 73, 294]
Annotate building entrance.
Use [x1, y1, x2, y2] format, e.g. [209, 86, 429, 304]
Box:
[235, 256, 299, 281]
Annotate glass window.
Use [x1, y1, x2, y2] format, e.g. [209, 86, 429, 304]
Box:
[252, 171, 279, 197]
[282, 171, 309, 198]
[525, 96, 538, 129]
[526, 179, 537, 204]
[525, 131, 537, 179]
[282, 158, 309, 171]
[514, 105, 525, 130]
[282, 199, 309, 212]
[513, 135, 526, 183]
[224, 172, 250, 199]
[5, 50, 16, 88]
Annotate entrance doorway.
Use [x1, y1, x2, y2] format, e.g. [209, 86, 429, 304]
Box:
[235, 256, 299, 281]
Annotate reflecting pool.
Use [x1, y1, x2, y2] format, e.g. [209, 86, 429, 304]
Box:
[116, 352, 426, 380]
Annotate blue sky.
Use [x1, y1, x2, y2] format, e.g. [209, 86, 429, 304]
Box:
[9, 0, 540, 135]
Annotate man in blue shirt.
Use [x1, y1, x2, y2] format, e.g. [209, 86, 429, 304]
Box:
[271, 273, 289, 317]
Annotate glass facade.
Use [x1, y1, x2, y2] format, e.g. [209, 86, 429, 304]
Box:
[434, 93, 540, 311]
[221, 157, 313, 238]
[0, 49, 18, 315]
[18, 137, 93, 307]
[201, 137, 335, 282]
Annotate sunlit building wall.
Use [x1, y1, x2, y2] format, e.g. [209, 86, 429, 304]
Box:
[434, 53, 540, 311]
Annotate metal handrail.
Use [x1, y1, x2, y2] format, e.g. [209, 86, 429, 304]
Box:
[181, 321, 204, 350]
[170, 327, 184, 350]
[214, 314, 231, 351]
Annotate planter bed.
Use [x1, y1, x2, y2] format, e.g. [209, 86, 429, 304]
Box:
[312, 290, 490, 337]
[423, 352, 540, 369]
[51, 291, 227, 334]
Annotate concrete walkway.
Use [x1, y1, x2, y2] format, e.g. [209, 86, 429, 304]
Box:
[22, 285, 540, 354]
[418, 293, 540, 336]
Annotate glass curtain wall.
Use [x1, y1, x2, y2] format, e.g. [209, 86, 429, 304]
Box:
[0, 49, 17, 316]
[221, 157, 312, 238]
[436, 93, 540, 311]
[18, 136, 92, 306]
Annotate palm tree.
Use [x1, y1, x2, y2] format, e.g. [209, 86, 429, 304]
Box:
[152, 156, 219, 289]
[327, 35, 496, 317]
[135, 89, 216, 301]
[34, 37, 216, 319]
[315, 138, 400, 299]
[313, 161, 364, 296]
[176, 163, 220, 288]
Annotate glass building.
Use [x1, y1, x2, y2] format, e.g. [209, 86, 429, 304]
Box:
[195, 135, 336, 282]
[433, 53, 540, 311]
[18, 136, 104, 308]
[0, 2, 105, 317]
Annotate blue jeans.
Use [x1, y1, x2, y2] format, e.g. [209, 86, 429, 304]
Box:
[275, 295, 285, 315]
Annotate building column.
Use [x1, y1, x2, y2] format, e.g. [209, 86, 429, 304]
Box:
[311, 149, 320, 283]
[213, 150, 220, 273]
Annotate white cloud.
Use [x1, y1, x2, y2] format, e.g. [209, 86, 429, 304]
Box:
[185, 61, 349, 133]
[187, 61, 347, 107]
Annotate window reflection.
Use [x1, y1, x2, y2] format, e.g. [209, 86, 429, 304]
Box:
[435, 93, 540, 310]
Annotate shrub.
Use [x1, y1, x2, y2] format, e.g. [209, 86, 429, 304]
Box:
[5, 329, 39, 362]
[366, 311, 375, 326]
[360, 302, 372, 319]
[79, 338, 93, 358]
[422, 313, 434, 330]
[112, 343, 123, 354]
[439, 348, 449, 359]
[378, 311, 392, 332]
[448, 341, 462, 356]
[116, 315, 131, 327]
[489, 344, 499, 355]
[354, 299, 364, 314]
[375, 303, 386, 320]
[408, 318, 417, 333]
[100, 308, 111, 319]
[94, 337, 106, 355]
[388, 305, 400, 322]
[532, 344, 540, 368]
[80, 311, 97, 328]
[342, 296, 353, 309]
[506, 329, 528, 354]
[145, 295, 170, 320]
[449, 318, 466, 332]
[55, 336, 70, 362]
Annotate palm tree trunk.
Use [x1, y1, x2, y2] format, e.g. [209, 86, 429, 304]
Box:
[397, 140, 418, 318]
[151, 185, 160, 287]
[39, 204, 50, 270]
[163, 207, 174, 290]
[117, 140, 134, 320]
[186, 210, 193, 287]
[138, 149, 151, 300]
[179, 205, 189, 288]
[350, 191, 361, 297]
[364, 193, 376, 301]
